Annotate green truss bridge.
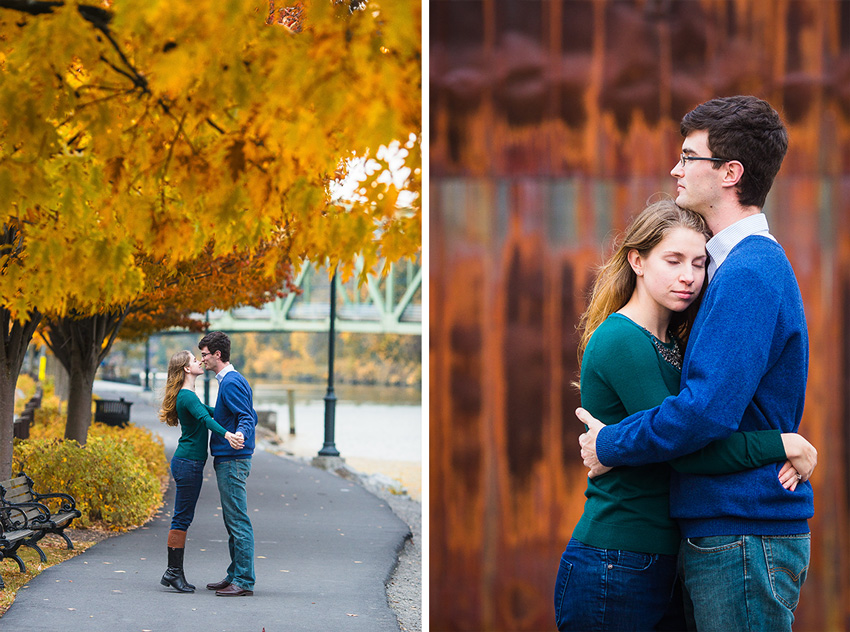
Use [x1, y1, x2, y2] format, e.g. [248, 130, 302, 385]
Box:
[204, 257, 421, 336]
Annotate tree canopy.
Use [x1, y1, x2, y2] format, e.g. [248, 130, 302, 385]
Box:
[0, 0, 421, 318]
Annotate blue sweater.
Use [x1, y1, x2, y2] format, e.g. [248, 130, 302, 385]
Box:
[210, 369, 258, 463]
[595, 236, 814, 537]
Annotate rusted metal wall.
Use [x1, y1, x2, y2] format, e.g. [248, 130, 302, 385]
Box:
[430, 1, 850, 630]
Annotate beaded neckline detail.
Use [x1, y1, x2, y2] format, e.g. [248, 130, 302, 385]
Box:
[649, 333, 683, 371]
[613, 314, 684, 371]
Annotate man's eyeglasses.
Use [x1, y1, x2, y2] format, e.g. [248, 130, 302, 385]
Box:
[201, 351, 213, 359]
[679, 152, 730, 167]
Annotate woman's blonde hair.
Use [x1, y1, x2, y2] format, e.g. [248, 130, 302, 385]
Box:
[158, 350, 193, 427]
[577, 198, 711, 367]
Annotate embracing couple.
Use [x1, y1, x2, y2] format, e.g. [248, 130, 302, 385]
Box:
[555, 96, 817, 631]
[158, 331, 258, 597]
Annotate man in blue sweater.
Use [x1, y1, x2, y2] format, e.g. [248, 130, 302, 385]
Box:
[576, 96, 816, 631]
[199, 330, 258, 597]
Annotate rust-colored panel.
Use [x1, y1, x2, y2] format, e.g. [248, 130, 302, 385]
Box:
[430, 1, 850, 630]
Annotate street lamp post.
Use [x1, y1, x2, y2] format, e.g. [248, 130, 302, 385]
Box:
[144, 337, 151, 391]
[203, 312, 211, 406]
[318, 270, 340, 457]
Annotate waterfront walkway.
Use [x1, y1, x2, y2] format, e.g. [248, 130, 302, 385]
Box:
[1, 384, 412, 631]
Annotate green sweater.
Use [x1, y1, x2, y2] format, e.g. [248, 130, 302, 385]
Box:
[572, 313, 786, 555]
[174, 389, 229, 461]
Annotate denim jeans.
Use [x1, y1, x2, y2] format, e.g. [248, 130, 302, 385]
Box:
[214, 458, 255, 590]
[554, 538, 684, 631]
[679, 534, 810, 632]
[170, 456, 206, 531]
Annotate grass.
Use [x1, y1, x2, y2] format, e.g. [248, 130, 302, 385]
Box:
[0, 530, 113, 617]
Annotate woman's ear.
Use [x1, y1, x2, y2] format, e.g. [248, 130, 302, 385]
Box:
[627, 249, 644, 277]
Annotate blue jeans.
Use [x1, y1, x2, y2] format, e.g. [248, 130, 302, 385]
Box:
[170, 456, 205, 531]
[214, 458, 255, 590]
[679, 534, 810, 632]
[554, 538, 684, 631]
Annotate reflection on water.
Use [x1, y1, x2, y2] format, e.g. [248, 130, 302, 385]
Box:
[253, 382, 421, 407]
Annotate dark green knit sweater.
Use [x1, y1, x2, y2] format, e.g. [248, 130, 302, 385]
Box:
[173, 388, 228, 461]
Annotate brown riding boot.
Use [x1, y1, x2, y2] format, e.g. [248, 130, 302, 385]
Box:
[160, 529, 195, 592]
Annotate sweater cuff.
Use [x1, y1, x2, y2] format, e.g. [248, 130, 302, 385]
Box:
[755, 430, 787, 462]
[596, 425, 619, 467]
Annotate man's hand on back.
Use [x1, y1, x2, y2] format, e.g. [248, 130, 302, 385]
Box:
[576, 408, 612, 478]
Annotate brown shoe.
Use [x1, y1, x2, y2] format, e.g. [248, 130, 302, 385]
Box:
[206, 578, 231, 591]
[216, 583, 253, 597]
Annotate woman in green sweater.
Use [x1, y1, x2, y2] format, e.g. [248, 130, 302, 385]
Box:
[554, 199, 815, 630]
[158, 350, 244, 593]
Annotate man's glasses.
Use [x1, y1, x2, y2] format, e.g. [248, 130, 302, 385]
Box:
[201, 351, 213, 358]
[679, 152, 730, 167]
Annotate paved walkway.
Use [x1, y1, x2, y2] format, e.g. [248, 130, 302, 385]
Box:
[2, 384, 412, 631]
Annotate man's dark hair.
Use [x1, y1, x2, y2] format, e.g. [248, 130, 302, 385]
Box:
[681, 95, 788, 208]
[199, 330, 231, 363]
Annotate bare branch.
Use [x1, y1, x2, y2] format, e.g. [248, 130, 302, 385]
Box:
[0, 1, 111, 25]
[93, 24, 149, 94]
[1, 1, 151, 96]
[0, 0, 64, 16]
[98, 53, 140, 87]
[206, 117, 226, 135]
[161, 111, 187, 179]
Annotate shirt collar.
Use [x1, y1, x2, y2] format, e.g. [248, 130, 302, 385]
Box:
[215, 364, 236, 383]
[706, 213, 776, 281]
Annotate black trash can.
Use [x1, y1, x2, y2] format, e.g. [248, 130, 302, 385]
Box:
[94, 398, 133, 427]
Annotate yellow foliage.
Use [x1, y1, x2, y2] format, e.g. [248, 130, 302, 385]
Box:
[0, 0, 420, 321]
[13, 374, 37, 416]
[28, 407, 169, 483]
[14, 407, 168, 530]
[14, 437, 163, 530]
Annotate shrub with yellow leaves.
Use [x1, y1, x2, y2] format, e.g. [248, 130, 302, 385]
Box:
[13, 409, 168, 530]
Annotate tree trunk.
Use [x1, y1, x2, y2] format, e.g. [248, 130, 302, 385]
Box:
[42, 309, 129, 445]
[0, 309, 41, 479]
[65, 364, 96, 444]
[0, 376, 16, 480]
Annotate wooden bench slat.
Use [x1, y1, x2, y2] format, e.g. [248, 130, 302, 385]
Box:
[0, 473, 81, 561]
[2, 529, 32, 540]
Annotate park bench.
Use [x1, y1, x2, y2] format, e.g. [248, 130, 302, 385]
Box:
[0, 473, 81, 564]
[0, 506, 35, 589]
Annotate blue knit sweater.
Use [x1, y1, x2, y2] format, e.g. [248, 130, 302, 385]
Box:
[210, 370, 258, 463]
[596, 236, 814, 537]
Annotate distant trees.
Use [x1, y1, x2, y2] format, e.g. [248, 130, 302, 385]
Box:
[194, 331, 421, 386]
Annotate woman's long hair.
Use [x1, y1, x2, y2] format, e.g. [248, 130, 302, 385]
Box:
[158, 350, 193, 427]
[577, 198, 711, 368]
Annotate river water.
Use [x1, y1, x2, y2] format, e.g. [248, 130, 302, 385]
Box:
[239, 382, 421, 500]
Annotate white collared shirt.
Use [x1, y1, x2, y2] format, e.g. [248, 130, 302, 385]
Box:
[706, 213, 777, 282]
[215, 363, 236, 383]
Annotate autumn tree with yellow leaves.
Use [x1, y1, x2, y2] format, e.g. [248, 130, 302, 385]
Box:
[39, 240, 298, 443]
[0, 0, 420, 477]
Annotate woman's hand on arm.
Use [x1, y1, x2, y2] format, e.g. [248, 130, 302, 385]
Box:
[780, 433, 817, 482]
